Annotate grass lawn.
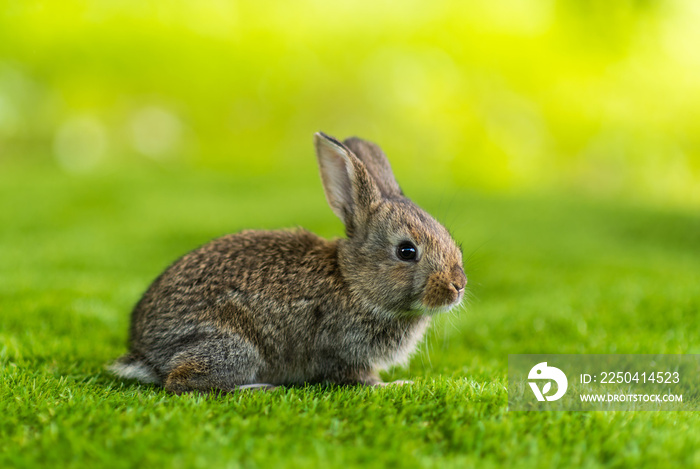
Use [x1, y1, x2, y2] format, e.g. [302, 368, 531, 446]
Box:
[1, 164, 699, 468]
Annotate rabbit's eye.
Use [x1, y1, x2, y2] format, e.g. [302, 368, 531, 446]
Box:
[396, 241, 418, 261]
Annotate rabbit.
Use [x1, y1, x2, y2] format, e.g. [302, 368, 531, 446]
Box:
[109, 132, 467, 393]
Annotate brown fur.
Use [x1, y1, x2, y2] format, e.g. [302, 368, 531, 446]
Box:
[110, 133, 467, 393]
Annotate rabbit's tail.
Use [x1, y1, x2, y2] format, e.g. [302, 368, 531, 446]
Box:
[109, 353, 160, 384]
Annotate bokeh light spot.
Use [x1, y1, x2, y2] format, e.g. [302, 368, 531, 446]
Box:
[53, 116, 108, 173]
[128, 106, 182, 160]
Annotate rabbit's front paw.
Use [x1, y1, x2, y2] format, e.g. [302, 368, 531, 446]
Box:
[373, 379, 414, 387]
[237, 383, 279, 391]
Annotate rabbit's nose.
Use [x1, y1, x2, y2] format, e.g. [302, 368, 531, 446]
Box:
[450, 265, 467, 291]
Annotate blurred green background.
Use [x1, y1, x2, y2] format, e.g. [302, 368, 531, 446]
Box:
[2, 0, 699, 205]
[3, 3, 700, 467]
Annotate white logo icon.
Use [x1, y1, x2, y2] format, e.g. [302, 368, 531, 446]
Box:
[528, 362, 568, 401]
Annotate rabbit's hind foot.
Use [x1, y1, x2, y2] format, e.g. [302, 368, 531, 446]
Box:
[162, 335, 271, 395]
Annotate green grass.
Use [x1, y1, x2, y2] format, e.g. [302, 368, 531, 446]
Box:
[2, 164, 700, 468]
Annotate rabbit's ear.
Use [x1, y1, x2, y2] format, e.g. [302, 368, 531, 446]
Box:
[343, 137, 403, 199]
[314, 132, 382, 237]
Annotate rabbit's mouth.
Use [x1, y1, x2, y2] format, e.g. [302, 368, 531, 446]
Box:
[413, 287, 465, 315]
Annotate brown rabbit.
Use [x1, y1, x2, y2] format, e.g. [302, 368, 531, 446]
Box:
[110, 132, 467, 393]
